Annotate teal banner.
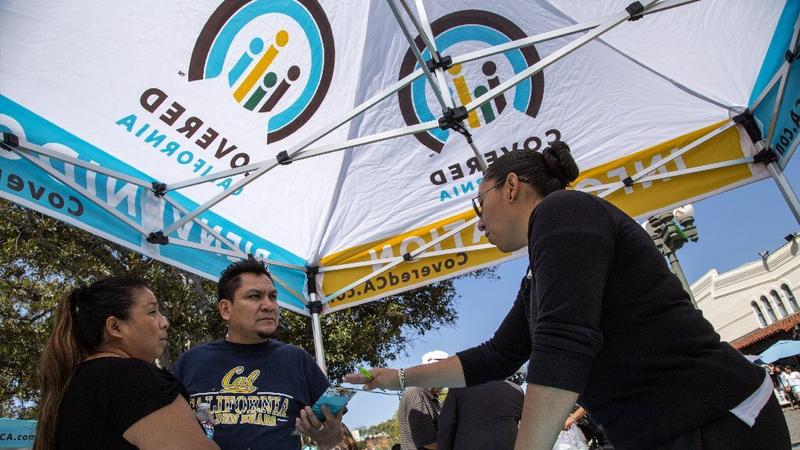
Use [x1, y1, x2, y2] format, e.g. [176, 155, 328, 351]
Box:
[0, 419, 36, 449]
[751, 0, 800, 168]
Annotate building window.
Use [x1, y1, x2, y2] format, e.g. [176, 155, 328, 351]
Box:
[771, 290, 789, 318]
[761, 296, 778, 323]
[752, 301, 767, 327]
[782, 283, 799, 313]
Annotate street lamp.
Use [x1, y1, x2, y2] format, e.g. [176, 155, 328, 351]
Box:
[643, 204, 699, 306]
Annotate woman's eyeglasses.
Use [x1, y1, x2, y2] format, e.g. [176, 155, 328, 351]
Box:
[471, 177, 528, 217]
[471, 180, 504, 217]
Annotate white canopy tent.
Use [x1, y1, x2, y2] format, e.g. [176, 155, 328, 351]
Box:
[1, 0, 798, 371]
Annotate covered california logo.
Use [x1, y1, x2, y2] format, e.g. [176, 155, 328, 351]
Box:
[398, 10, 544, 153]
[188, 0, 335, 144]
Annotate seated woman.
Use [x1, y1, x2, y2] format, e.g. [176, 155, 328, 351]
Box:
[34, 277, 218, 450]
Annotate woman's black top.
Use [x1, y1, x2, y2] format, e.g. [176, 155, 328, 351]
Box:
[437, 380, 523, 450]
[457, 190, 764, 449]
[57, 357, 188, 449]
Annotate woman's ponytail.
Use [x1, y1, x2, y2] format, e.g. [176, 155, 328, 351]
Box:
[34, 292, 86, 450]
[541, 141, 579, 194]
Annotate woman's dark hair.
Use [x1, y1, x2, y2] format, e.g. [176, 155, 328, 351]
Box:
[483, 141, 580, 196]
[337, 424, 359, 450]
[218, 257, 272, 302]
[35, 277, 149, 450]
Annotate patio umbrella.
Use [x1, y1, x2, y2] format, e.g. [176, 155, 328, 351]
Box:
[759, 340, 800, 364]
[743, 354, 761, 363]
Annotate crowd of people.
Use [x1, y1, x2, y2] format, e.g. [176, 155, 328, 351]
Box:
[769, 364, 800, 409]
[30, 142, 793, 450]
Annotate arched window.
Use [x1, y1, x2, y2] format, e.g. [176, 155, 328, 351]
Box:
[761, 296, 778, 323]
[782, 283, 800, 313]
[771, 290, 789, 318]
[751, 301, 767, 327]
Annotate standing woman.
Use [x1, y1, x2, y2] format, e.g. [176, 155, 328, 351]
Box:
[34, 277, 218, 450]
[347, 142, 791, 450]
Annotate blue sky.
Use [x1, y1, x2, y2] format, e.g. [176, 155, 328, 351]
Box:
[341, 155, 800, 430]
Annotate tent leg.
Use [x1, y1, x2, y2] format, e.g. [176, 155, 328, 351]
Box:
[306, 267, 327, 375]
[767, 161, 800, 225]
[311, 307, 327, 375]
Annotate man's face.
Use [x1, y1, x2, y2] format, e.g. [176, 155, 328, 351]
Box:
[220, 272, 280, 344]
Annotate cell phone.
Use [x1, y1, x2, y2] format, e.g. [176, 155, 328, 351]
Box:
[311, 386, 356, 421]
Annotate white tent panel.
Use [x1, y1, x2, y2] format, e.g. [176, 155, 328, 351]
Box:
[1, 0, 369, 261]
[548, 0, 782, 108]
[0, 0, 795, 318]
[318, 0, 749, 258]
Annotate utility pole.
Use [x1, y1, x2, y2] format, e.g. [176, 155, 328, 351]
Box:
[644, 205, 699, 307]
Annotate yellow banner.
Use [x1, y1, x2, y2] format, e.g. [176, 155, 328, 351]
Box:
[322, 210, 512, 311]
[577, 120, 754, 217]
[321, 120, 758, 311]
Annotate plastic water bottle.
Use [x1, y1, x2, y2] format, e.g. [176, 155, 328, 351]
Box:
[196, 403, 215, 440]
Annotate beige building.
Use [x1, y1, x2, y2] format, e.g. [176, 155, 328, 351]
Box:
[691, 235, 800, 353]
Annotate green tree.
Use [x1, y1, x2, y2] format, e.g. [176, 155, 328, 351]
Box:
[0, 200, 491, 417]
[357, 410, 400, 448]
[0, 200, 223, 418]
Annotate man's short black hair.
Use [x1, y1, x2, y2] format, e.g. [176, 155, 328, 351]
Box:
[218, 257, 273, 302]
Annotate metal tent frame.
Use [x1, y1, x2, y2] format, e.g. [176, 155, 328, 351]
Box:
[3, 0, 799, 372]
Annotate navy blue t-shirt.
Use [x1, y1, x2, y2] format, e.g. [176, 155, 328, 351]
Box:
[173, 339, 329, 450]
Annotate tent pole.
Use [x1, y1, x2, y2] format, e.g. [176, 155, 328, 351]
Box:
[391, 0, 491, 170]
[767, 161, 800, 225]
[12, 149, 148, 235]
[307, 267, 327, 374]
[166, 67, 427, 192]
[385, 0, 449, 110]
[2, 135, 153, 189]
[464, 0, 660, 115]
[398, 0, 455, 111]
[597, 121, 736, 198]
[310, 307, 327, 374]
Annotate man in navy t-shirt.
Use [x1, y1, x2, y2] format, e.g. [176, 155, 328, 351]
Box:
[173, 258, 342, 450]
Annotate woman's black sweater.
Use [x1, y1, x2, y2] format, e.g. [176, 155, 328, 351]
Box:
[457, 190, 763, 449]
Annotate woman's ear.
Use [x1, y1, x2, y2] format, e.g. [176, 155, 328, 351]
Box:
[105, 316, 124, 340]
[506, 173, 522, 201]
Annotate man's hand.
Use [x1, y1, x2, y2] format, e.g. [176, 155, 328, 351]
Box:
[343, 368, 400, 391]
[296, 405, 343, 450]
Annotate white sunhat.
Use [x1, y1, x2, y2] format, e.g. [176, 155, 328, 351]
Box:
[421, 350, 449, 365]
